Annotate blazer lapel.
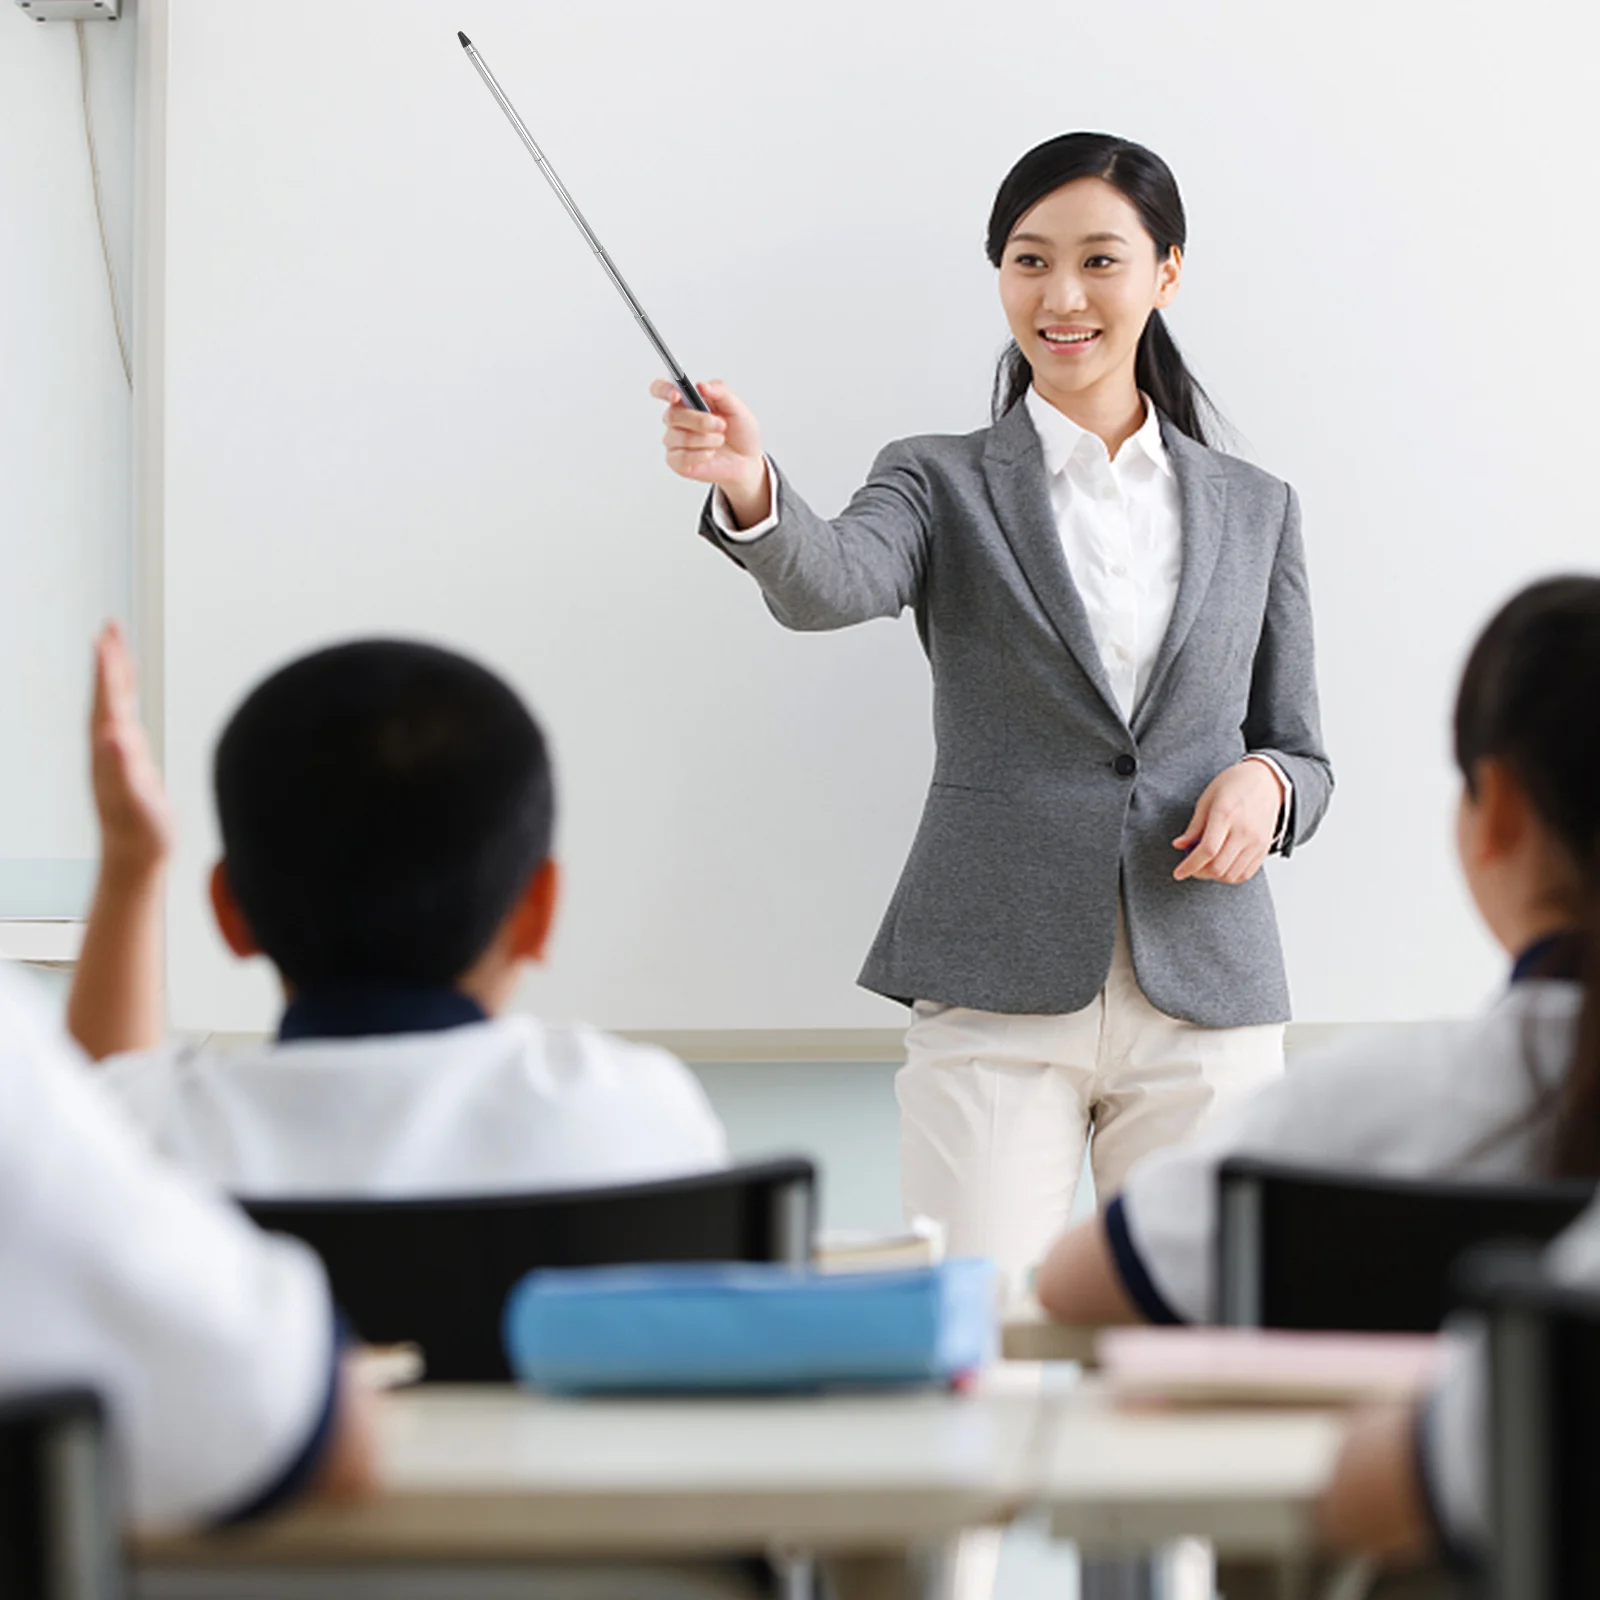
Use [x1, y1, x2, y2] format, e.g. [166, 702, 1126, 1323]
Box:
[1134, 421, 1227, 732]
[982, 405, 1124, 726]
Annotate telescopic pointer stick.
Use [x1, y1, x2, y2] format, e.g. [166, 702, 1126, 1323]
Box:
[458, 32, 713, 413]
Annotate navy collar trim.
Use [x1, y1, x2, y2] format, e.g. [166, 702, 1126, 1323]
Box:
[1510, 932, 1586, 986]
[278, 983, 489, 1043]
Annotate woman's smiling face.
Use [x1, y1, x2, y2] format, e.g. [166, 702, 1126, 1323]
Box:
[997, 177, 1181, 411]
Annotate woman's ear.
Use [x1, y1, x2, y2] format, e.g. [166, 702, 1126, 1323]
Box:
[208, 861, 263, 959]
[1473, 758, 1532, 861]
[506, 858, 561, 964]
[1154, 245, 1182, 310]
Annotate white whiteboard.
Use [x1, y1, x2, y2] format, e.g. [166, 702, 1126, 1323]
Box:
[150, 0, 1600, 1036]
[0, 4, 137, 919]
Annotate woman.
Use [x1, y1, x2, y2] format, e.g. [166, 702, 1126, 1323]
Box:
[653, 132, 1333, 1282]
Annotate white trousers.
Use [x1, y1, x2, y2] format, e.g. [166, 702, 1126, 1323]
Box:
[897, 914, 1284, 1286]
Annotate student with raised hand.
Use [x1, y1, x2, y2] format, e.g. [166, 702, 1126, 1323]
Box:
[68, 628, 727, 1195]
[653, 132, 1332, 1284]
[0, 963, 374, 1529]
[1036, 576, 1600, 1329]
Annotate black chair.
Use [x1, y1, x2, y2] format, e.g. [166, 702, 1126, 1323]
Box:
[1455, 1243, 1600, 1600]
[1215, 1156, 1594, 1330]
[0, 1388, 120, 1600]
[242, 1157, 817, 1381]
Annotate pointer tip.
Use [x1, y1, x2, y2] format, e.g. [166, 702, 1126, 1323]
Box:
[457, 31, 472, 48]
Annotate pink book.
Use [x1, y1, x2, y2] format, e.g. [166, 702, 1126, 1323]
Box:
[1097, 1327, 1445, 1407]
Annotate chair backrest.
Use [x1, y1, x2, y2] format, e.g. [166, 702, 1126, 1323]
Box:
[1216, 1157, 1595, 1330]
[242, 1157, 817, 1381]
[1456, 1244, 1600, 1600]
[0, 1389, 120, 1600]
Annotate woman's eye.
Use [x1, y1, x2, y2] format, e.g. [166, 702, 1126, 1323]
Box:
[1013, 253, 1047, 269]
[1085, 255, 1117, 269]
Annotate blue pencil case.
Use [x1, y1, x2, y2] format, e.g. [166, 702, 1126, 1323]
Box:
[501, 1259, 997, 1393]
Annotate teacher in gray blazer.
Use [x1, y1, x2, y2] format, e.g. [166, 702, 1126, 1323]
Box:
[652, 132, 1333, 1286]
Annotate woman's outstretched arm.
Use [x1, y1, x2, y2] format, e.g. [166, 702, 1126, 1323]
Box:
[654, 379, 932, 630]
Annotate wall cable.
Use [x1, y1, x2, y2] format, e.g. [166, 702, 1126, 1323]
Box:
[75, 20, 132, 390]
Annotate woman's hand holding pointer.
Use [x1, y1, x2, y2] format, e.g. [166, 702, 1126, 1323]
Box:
[651, 379, 772, 529]
[1173, 760, 1286, 885]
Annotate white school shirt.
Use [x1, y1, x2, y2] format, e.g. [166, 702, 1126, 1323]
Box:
[1108, 978, 1583, 1325]
[0, 966, 335, 1531]
[97, 1015, 729, 1198]
[1420, 1186, 1600, 1561]
[713, 391, 1291, 817]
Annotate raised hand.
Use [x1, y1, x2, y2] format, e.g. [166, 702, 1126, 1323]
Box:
[1172, 760, 1285, 884]
[650, 378, 771, 527]
[90, 622, 173, 879]
[70, 623, 173, 1061]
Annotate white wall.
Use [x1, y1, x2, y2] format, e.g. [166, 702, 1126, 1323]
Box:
[150, 0, 1599, 1035]
[0, 3, 136, 916]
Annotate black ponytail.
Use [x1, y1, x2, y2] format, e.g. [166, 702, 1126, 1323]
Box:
[985, 132, 1219, 446]
[1454, 577, 1600, 1178]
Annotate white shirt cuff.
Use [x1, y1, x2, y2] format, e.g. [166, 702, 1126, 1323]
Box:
[710, 457, 779, 542]
[1243, 753, 1294, 852]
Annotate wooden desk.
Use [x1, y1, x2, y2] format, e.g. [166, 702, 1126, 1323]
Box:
[1038, 1378, 1349, 1600]
[1040, 1381, 1344, 1555]
[999, 1312, 1099, 1365]
[137, 1377, 1350, 1600]
[139, 1385, 1042, 1565]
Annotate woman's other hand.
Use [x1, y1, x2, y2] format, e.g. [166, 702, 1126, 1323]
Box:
[1173, 759, 1285, 884]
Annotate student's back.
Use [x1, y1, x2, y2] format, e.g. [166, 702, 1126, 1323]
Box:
[1090, 961, 1581, 1323]
[0, 962, 371, 1528]
[103, 1015, 724, 1196]
[70, 631, 726, 1196]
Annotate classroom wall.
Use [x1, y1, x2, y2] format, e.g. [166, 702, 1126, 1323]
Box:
[0, 3, 137, 917]
[147, 0, 1597, 1040]
[17, 2, 1595, 1036]
[692, 1061, 903, 1233]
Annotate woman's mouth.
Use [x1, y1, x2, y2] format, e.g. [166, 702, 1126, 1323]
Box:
[1038, 328, 1101, 355]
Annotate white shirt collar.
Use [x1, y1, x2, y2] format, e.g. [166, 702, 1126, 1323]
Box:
[1024, 387, 1173, 480]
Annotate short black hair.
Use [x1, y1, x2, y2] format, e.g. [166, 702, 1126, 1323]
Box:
[214, 639, 555, 988]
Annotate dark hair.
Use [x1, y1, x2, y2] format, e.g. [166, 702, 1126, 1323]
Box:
[985, 132, 1218, 444]
[1454, 577, 1600, 1177]
[214, 639, 555, 989]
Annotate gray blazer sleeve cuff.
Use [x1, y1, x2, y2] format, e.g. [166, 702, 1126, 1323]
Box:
[699, 460, 789, 561]
[1244, 747, 1318, 857]
[707, 458, 780, 543]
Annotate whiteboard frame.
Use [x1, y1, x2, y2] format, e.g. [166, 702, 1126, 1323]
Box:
[132, 0, 166, 765]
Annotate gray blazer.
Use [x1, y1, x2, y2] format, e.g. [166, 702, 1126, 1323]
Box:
[700, 402, 1333, 1027]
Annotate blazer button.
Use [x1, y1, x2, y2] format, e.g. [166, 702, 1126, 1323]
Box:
[1113, 754, 1138, 778]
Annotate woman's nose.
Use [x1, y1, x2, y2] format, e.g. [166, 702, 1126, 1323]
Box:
[1042, 272, 1089, 315]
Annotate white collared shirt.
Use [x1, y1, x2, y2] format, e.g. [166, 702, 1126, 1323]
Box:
[1022, 386, 1181, 722]
[98, 1015, 729, 1198]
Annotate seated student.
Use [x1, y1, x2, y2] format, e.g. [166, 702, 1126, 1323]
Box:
[69, 627, 728, 1195]
[1034, 575, 1600, 1327]
[0, 960, 374, 1529]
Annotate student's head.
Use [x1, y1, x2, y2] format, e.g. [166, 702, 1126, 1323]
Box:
[1454, 576, 1600, 1174]
[210, 639, 557, 1008]
[986, 132, 1213, 443]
